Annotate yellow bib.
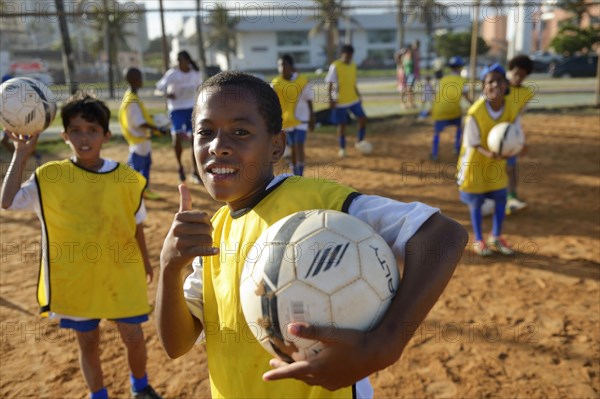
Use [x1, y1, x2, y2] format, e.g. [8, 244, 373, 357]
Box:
[507, 84, 534, 113]
[457, 98, 520, 193]
[35, 160, 151, 318]
[203, 177, 358, 398]
[332, 60, 359, 105]
[431, 74, 466, 121]
[119, 89, 154, 145]
[272, 74, 309, 130]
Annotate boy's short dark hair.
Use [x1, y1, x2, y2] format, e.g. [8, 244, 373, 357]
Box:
[195, 71, 282, 134]
[61, 93, 111, 133]
[124, 67, 142, 83]
[508, 55, 533, 75]
[341, 44, 354, 54]
[279, 54, 294, 67]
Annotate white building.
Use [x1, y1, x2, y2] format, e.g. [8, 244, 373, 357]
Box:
[172, 11, 471, 72]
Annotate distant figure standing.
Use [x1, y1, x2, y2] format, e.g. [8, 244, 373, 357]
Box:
[412, 40, 421, 82]
[395, 48, 408, 109]
[325, 44, 368, 158]
[156, 51, 203, 183]
[402, 48, 416, 109]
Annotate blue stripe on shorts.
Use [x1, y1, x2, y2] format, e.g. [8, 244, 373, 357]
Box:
[60, 314, 149, 332]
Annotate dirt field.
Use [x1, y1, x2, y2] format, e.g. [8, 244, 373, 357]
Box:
[0, 111, 598, 398]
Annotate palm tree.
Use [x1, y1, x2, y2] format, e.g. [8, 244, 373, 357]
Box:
[55, 0, 77, 93]
[206, 4, 238, 70]
[396, 0, 405, 49]
[310, 0, 360, 65]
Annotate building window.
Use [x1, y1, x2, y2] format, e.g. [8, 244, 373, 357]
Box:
[277, 51, 310, 64]
[252, 46, 268, 52]
[367, 30, 395, 44]
[277, 31, 309, 46]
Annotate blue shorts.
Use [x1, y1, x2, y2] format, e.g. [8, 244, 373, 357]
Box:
[128, 152, 152, 180]
[331, 102, 366, 125]
[169, 108, 193, 134]
[286, 128, 307, 146]
[59, 314, 149, 332]
[406, 74, 416, 87]
[506, 156, 518, 167]
[434, 117, 462, 134]
[459, 188, 507, 208]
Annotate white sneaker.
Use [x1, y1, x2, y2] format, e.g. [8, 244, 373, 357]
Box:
[506, 198, 527, 215]
[338, 148, 347, 158]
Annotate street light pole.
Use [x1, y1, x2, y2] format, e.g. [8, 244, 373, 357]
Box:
[159, 0, 170, 72]
[469, 0, 481, 101]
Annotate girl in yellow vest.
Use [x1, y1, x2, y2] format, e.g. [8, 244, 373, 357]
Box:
[325, 45, 368, 158]
[456, 64, 520, 257]
[271, 54, 315, 176]
[119, 67, 166, 200]
[1, 95, 162, 399]
[156, 71, 468, 399]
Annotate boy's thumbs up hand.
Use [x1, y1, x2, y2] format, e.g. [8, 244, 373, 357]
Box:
[160, 184, 218, 272]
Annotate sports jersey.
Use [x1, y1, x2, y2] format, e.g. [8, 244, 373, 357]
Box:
[271, 73, 312, 130]
[183, 175, 440, 399]
[325, 60, 359, 106]
[507, 84, 534, 114]
[456, 98, 520, 193]
[431, 74, 467, 121]
[119, 89, 153, 156]
[34, 160, 150, 319]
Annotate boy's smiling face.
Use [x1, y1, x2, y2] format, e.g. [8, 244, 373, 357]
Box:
[61, 114, 110, 169]
[193, 86, 285, 211]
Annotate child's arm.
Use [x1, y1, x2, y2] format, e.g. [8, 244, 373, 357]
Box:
[156, 184, 218, 358]
[1, 132, 39, 209]
[135, 223, 153, 283]
[263, 212, 468, 390]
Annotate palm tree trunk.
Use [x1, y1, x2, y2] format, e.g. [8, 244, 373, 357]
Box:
[158, 0, 170, 72]
[196, 0, 207, 76]
[396, 0, 405, 48]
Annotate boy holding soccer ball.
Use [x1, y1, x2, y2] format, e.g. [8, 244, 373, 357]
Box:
[456, 64, 521, 257]
[1, 94, 162, 399]
[156, 71, 467, 398]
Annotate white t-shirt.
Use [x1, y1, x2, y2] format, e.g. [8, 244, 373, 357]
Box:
[156, 68, 203, 111]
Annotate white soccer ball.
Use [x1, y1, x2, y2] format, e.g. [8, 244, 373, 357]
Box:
[0, 77, 57, 136]
[240, 209, 400, 362]
[487, 122, 524, 157]
[356, 140, 373, 155]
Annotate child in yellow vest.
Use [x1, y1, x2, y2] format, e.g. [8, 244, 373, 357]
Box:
[156, 71, 468, 398]
[119, 67, 166, 200]
[456, 64, 520, 257]
[325, 44, 367, 158]
[1, 94, 162, 399]
[271, 54, 315, 176]
[430, 56, 472, 161]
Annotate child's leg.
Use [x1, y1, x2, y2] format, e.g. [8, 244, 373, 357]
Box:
[338, 124, 346, 149]
[432, 120, 444, 159]
[74, 329, 104, 394]
[454, 118, 463, 154]
[116, 321, 147, 380]
[459, 191, 484, 241]
[507, 157, 518, 198]
[357, 116, 366, 142]
[489, 189, 508, 237]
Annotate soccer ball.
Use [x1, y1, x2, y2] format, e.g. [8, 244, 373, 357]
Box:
[355, 140, 373, 155]
[487, 122, 524, 157]
[0, 77, 57, 136]
[240, 209, 399, 362]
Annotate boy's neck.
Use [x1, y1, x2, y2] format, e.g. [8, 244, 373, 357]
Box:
[488, 99, 504, 112]
[131, 87, 138, 93]
[72, 157, 105, 172]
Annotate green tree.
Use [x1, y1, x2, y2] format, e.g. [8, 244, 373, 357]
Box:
[206, 4, 238, 70]
[434, 31, 490, 59]
[550, 25, 600, 55]
[310, 0, 360, 65]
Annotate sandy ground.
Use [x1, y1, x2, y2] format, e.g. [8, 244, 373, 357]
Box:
[0, 111, 598, 398]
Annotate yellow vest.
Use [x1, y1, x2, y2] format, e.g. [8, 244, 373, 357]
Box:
[507, 84, 534, 113]
[431, 74, 466, 121]
[332, 60, 359, 105]
[457, 98, 520, 193]
[203, 177, 358, 398]
[35, 160, 151, 318]
[119, 89, 154, 145]
[272, 74, 309, 130]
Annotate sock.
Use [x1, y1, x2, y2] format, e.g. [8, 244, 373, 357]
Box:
[338, 135, 346, 149]
[432, 133, 440, 157]
[357, 127, 366, 142]
[130, 373, 148, 393]
[90, 387, 108, 399]
[297, 163, 304, 176]
[468, 205, 483, 241]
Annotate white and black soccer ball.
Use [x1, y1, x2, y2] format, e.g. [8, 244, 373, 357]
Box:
[0, 77, 57, 136]
[487, 122, 524, 157]
[240, 209, 400, 362]
[356, 140, 373, 155]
